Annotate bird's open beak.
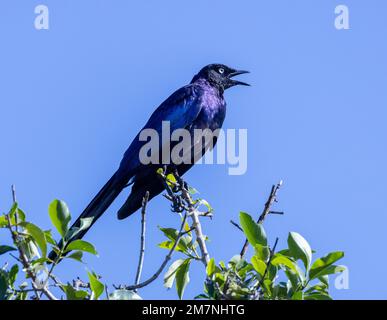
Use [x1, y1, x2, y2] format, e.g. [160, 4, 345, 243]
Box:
[227, 70, 250, 87]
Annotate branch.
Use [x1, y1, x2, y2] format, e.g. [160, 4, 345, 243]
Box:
[11, 185, 19, 233]
[240, 180, 283, 258]
[123, 211, 188, 291]
[6, 185, 58, 300]
[73, 277, 90, 290]
[174, 172, 210, 266]
[255, 237, 279, 298]
[134, 191, 149, 291]
[230, 220, 243, 232]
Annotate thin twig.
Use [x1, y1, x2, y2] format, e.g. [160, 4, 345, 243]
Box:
[269, 211, 284, 215]
[11, 185, 18, 232]
[175, 172, 210, 266]
[134, 191, 149, 291]
[240, 181, 283, 258]
[105, 284, 110, 300]
[124, 212, 188, 291]
[230, 220, 243, 232]
[255, 237, 279, 297]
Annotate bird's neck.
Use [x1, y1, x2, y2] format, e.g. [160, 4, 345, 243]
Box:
[191, 77, 224, 96]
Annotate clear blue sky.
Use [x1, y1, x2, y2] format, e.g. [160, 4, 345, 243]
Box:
[1, 0, 386, 299]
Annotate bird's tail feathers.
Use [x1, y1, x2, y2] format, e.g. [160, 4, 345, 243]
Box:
[48, 171, 126, 262]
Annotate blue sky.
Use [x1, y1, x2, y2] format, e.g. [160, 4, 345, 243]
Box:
[1, 0, 386, 299]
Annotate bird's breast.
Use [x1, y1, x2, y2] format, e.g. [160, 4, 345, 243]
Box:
[191, 90, 226, 132]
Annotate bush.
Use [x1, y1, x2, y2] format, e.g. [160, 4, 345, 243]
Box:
[0, 175, 345, 300]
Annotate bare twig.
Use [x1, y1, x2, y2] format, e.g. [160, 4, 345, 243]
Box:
[269, 211, 284, 215]
[123, 211, 188, 291]
[134, 191, 149, 291]
[11, 185, 18, 232]
[105, 284, 110, 300]
[230, 220, 243, 232]
[240, 181, 283, 258]
[175, 172, 210, 266]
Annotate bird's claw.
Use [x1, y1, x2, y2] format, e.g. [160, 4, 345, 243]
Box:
[170, 195, 184, 213]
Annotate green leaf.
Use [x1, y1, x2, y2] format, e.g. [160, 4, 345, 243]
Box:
[0, 215, 8, 228]
[267, 264, 278, 282]
[271, 254, 298, 274]
[16, 208, 26, 222]
[175, 259, 191, 299]
[48, 200, 71, 238]
[305, 283, 329, 294]
[87, 272, 104, 300]
[0, 271, 7, 300]
[8, 203, 18, 217]
[206, 258, 216, 277]
[62, 284, 88, 300]
[196, 199, 213, 213]
[287, 232, 312, 271]
[311, 264, 346, 280]
[254, 244, 270, 261]
[319, 275, 329, 287]
[67, 251, 84, 263]
[31, 257, 49, 266]
[109, 289, 142, 300]
[292, 291, 304, 300]
[0, 245, 17, 256]
[8, 264, 19, 287]
[309, 251, 344, 280]
[285, 269, 300, 289]
[44, 230, 56, 246]
[164, 259, 185, 289]
[251, 256, 267, 277]
[19, 222, 47, 258]
[305, 293, 332, 300]
[159, 227, 179, 241]
[158, 227, 190, 252]
[158, 240, 190, 253]
[158, 240, 175, 250]
[166, 173, 177, 187]
[228, 254, 242, 269]
[239, 212, 267, 247]
[67, 217, 94, 241]
[1, 207, 26, 228]
[64, 240, 97, 255]
[188, 187, 198, 195]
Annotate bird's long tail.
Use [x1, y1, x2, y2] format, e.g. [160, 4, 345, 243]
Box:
[48, 171, 126, 262]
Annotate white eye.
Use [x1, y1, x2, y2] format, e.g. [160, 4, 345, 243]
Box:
[218, 67, 225, 74]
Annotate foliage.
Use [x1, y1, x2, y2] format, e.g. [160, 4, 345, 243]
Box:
[0, 180, 345, 300]
[0, 199, 134, 300]
[160, 210, 345, 300]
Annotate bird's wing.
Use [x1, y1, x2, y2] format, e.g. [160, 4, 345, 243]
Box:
[118, 84, 203, 174]
[143, 84, 202, 132]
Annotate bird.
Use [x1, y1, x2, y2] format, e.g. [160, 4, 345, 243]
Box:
[48, 63, 249, 261]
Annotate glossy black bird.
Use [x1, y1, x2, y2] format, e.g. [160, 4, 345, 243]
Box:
[48, 64, 249, 261]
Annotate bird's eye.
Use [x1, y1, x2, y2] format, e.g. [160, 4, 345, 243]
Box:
[218, 67, 225, 74]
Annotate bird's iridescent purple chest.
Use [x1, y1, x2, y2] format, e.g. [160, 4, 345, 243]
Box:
[192, 81, 226, 131]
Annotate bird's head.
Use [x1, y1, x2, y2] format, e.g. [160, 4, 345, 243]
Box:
[191, 64, 250, 91]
